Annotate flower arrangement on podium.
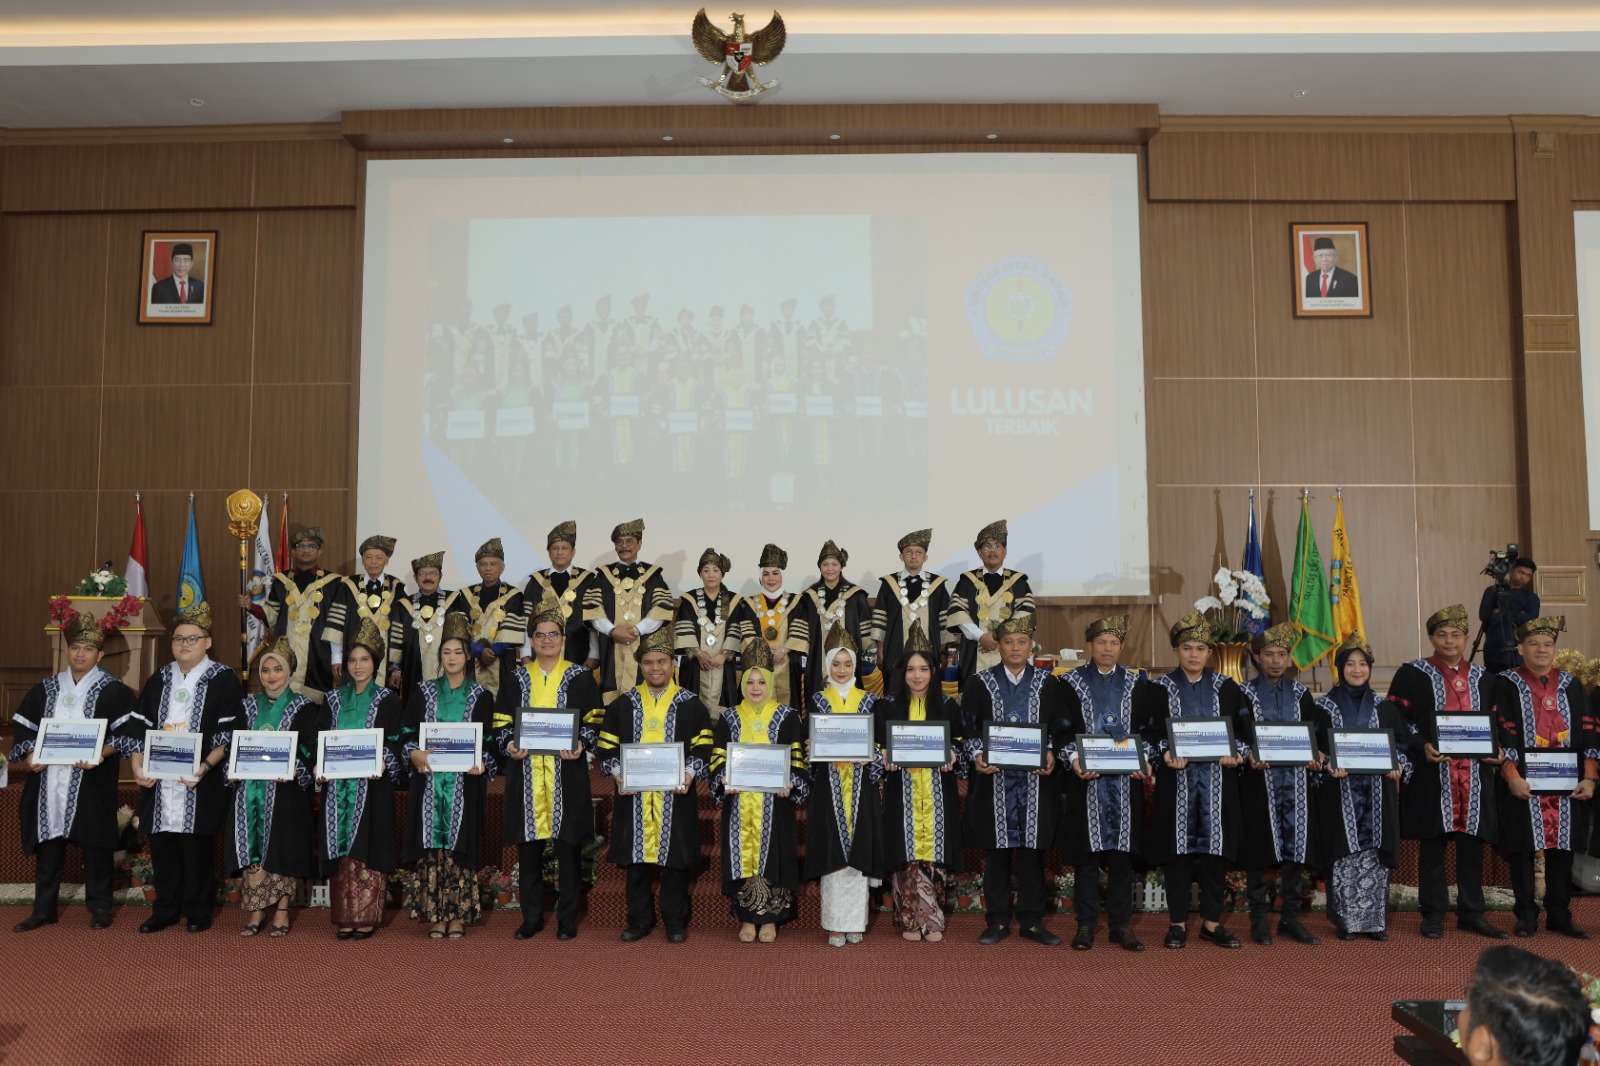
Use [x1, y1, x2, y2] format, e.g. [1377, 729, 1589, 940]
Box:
[1193, 567, 1271, 683]
[74, 564, 128, 598]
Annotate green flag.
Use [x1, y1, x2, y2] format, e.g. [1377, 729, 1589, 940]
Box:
[1289, 496, 1335, 669]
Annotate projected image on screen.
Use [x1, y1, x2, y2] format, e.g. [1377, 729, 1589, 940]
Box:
[361, 155, 1148, 597]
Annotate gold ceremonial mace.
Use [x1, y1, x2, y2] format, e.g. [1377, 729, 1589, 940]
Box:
[226, 490, 264, 677]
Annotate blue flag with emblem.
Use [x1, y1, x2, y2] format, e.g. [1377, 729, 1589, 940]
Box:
[1239, 491, 1268, 637]
[176, 493, 205, 611]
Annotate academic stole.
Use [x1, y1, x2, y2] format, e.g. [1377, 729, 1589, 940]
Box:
[636, 683, 679, 855]
[735, 703, 778, 879]
[822, 686, 868, 842]
[905, 696, 937, 862]
[526, 663, 571, 839]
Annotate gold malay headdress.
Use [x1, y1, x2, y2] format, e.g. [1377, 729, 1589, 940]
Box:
[1332, 631, 1374, 671]
[1084, 615, 1129, 642]
[474, 537, 504, 562]
[1425, 604, 1470, 636]
[904, 618, 936, 658]
[359, 534, 397, 558]
[823, 620, 860, 656]
[1515, 615, 1567, 643]
[973, 519, 1008, 550]
[293, 526, 324, 548]
[62, 610, 105, 649]
[351, 617, 386, 660]
[610, 517, 645, 542]
[697, 547, 732, 575]
[638, 626, 676, 658]
[741, 635, 775, 673]
[411, 550, 445, 574]
[174, 601, 213, 634]
[1253, 622, 1297, 653]
[758, 543, 788, 570]
[547, 520, 577, 548]
[1168, 610, 1212, 648]
[817, 540, 848, 567]
[994, 613, 1036, 638]
[897, 528, 932, 553]
[256, 635, 297, 676]
[439, 613, 472, 647]
[530, 589, 566, 630]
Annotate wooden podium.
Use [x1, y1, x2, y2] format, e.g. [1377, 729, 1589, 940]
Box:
[45, 596, 165, 689]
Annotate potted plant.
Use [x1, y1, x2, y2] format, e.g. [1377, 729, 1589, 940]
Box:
[223, 877, 242, 904]
[1193, 567, 1271, 683]
[494, 869, 514, 907]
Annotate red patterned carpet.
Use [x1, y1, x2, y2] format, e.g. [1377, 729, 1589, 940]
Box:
[1, 902, 1595, 1065]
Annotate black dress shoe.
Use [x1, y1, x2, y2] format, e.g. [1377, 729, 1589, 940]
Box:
[1459, 915, 1508, 939]
[1362, 930, 1389, 942]
[185, 919, 211, 934]
[1163, 925, 1187, 949]
[90, 912, 113, 931]
[514, 921, 543, 940]
[1198, 924, 1241, 948]
[1277, 920, 1320, 945]
[1549, 920, 1592, 940]
[138, 916, 179, 934]
[619, 926, 654, 942]
[666, 929, 688, 943]
[13, 915, 56, 933]
[1419, 922, 1443, 939]
[1336, 928, 1357, 941]
[1019, 925, 1060, 946]
[1109, 928, 1145, 952]
[556, 927, 577, 941]
[978, 924, 1009, 945]
[1249, 914, 1273, 946]
[1514, 916, 1537, 938]
[349, 928, 376, 940]
[1071, 925, 1095, 951]
[335, 929, 355, 941]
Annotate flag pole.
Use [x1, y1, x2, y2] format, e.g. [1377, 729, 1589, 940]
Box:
[225, 490, 264, 678]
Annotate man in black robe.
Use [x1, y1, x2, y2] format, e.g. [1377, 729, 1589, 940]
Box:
[947, 519, 1035, 685]
[386, 550, 466, 700]
[583, 518, 674, 702]
[243, 525, 345, 698]
[518, 520, 599, 669]
[870, 528, 951, 699]
[333, 534, 406, 679]
[463, 537, 524, 699]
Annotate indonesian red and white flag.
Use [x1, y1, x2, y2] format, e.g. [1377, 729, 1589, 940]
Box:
[275, 494, 290, 573]
[124, 495, 149, 598]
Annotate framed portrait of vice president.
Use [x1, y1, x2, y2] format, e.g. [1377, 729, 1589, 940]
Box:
[1291, 222, 1371, 319]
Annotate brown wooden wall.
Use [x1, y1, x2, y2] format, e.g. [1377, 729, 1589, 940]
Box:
[1, 114, 1596, 708]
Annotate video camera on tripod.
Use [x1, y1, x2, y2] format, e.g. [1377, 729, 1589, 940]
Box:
[1481, 542, 1520, 585]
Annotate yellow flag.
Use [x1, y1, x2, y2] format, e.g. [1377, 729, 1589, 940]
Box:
[1329, 495, 1365, 650]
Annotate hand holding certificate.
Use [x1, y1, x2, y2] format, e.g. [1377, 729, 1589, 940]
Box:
[1251, 723, 1317, 768]
[1327, 728, 1398, 775]
[808, 713, 876, 763]
[1521, 749, 1581, 794]
[33, 718, 108, 768]
[1435, 714, 1496, 757]
[885, 721, 951, 770]
[1075, 734, 1147, 777]
[724, 742, 790, 794]
[620, 742, 688, 794]
[228, 730, 297, 781]
[983, 721, 1048, 771]
[142, 731, 203, 782]
[419, 722, 483, 774]
[1166, 718, 1237, 764]
[318, 729, 386, 780]
[514, 709, 580, 757]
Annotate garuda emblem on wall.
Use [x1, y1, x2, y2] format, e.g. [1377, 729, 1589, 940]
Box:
[692, 9, 785, 101]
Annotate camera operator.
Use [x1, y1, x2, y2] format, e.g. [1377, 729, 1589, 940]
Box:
[1477, 557, 1538, 672]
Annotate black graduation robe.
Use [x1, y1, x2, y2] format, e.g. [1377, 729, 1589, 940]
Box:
[946, 568, 1036, 683]
[869, 572, 951, 698]
[709, 704, 807, 898]
[463, 580, 525, 696]
[332, 572, 407, 675]
[1236, 674, 1320, 869]
[959, 664, 1066, 851]
[400, 680, 498, 870]
[224, 692, 319, 878]
[1388, 658, 1499, 845]
[496, 661, 601, 847]
[875, 693, 965, 871]
[1309, 690, 1404, 868]
[9, 670, 139, 854]
[316, 685, 406, 875]
[386, 587, 467, 700]
[583, 562, 675, 694]
[520, 567, 596, 665]
[135, 661, 243, 838]
[596, 685, 712, 870]
[1142, 671, 1247, 866]
[262, 567, 345, 693]
[1491, 670, 1597, 855]
[1058, 664, 1152, 861]
[728, 592, 808, 709]
[674, 588, 744, 713]
[799, 580, 873, 695]
[803, 688, 886, 880]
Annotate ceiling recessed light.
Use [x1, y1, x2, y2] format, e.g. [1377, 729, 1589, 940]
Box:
[662, 135, 674, 142]
[1292, 90, 1309, 98]
[501, 137, 514, 144]
[829, 133, 840, 141]
[985, 133, 998, 140]
[189, 98, 205, 107]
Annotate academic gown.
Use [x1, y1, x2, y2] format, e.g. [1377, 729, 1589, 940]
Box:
[596, 685, 713, 869]
[135, 661, 243, 838]
[709, 704, 808, 899]
[263, 568, 345, 693]
[316, 685, 406, 875]
[729, 593, 808, 709]
[521, 567, 596, 665]
[674, 589, 744, 713]
[804, 688, 886, 880]
[870, 573, 951, 697]
[464, 581, 525, 696]
[400, 679, 498, 870]
[1492, 670, 1597, 854]
[224, 692, 319, 878]
[496, 662, 601, 846]
[1388, 659, 1499, 845]
[10, 670, 139, 854]
[1058, 665, 1152, 860]
[946, 569, 1036, 683]
[800, 581, 873, 695]
[959, 665, 1066, 851]
[333, 573, 407, 674]
[1142, 671, 1247, 866]
[386, 588, 467, 700]
[1235, 674, 1320, 869]
[876, 693, 965, 871]
[583, 562, 674, 694]
[1310, 689, 1404, 868]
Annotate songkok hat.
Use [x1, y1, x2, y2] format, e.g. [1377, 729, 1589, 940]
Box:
[174, 601, 213, 634]
[529, 590, 566, 631]
[611, 518, 645, 542]
[1168, 610, 1212, 648]
[411, 550, 445, 573]
[904, 619, 936, 659]
[292, 526, 324, 548]
[547, 520, 577, 548]
[350, 617, 386, 660]
[697, 547, 731, 575]
[759, 543, 788, 570]
[359, 534, 396, 558]
[1333, 631, 1374, 667]
[63, 610, 104, 649]
[1515, 615, 1566, 643]
[817, 540, 848, 567]
[994, 613, 1036, 638]
[171, 243, 194, 258]
[1425, 604, 1470, 635]
[1085, 615, 1129, 642]
[897, 528, 932, 552]
[741, 636, 775, 672]
[474, 538, 504, 561]
[974, 519, 1007, 550]
[823, 620, 859, 656]
[256, 635, 297, 675]
[440, 613, 471, 646]
[1253, 622, 1297, 653]
[638, 627, 676, 658]
[1312, 236, 1336, 251]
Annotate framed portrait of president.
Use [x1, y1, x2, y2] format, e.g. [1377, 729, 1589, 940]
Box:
[1291, 223, 1371, 319]
[139, 230, 216, 325]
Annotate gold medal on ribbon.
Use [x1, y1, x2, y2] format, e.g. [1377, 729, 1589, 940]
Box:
[620, 577, 636, 591]
[560, 605, 573, 619]
[312, 591, 324, 603]
[764, 626, 778, 640]
[1002, 591, 1013, 603]
[562, 589, 577, 602]
[493, 608, 505, 622]
[622, 612, 634, 622]
[367, 594, 383, 609]
[419, 605, 435, 620]
[424, 634, 434, 643]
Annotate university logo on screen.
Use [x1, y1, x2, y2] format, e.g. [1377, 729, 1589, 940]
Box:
[959, 254, 1089, 437]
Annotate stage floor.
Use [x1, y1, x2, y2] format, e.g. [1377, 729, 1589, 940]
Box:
[2, 903, 1596, 1064]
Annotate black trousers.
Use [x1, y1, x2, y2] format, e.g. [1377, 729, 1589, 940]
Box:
[1418, 833, 1487, 921]
[518, 840, 582, 932]
[1164, 854, 1226, 924]
[624, 863, 690, 933]
[1247, 861, 1306, 919]
[984, 847, 1047, 930]
[1073, 850, 1134, 931]
[32, 837, 113, 918]
[1509, 849, 1574, 926]
[149, 832, 216, 923]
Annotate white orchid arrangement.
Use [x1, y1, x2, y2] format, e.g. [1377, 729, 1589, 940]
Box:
[73, 563, 127, 598]
[1193, 567, 1271, 643]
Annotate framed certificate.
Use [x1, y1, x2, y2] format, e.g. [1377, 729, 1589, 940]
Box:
[886, 720, 950, 769]
[1522, 749, 1580, 793]
[1328, 728, 1398, 774]
[1252, 722, 1317, 766]
[724, 408, 754, 433]
[621, 742, 685, 792]
[421, 721, 482, 772]
[766, 392, 798, 415]
[984, 721, 1047, 770]
[1435, 714, 1496, 757]
[1076, 733, 1147, 776]
[609, 394, 641, 418]
[517, 709, 578, 755]
[552, 400, 590, 431]
[143, 731, 203, 780]
[809, 712, 876, 762]
[227, 730, 297, 781]
[318, 728, 385, 780]
[725, 742, 790, 793]
[804, 394, 835, 417]
[445, 409, 486, 440]
[33, 718, 107, 766]
[1167, 717, 1237, 762]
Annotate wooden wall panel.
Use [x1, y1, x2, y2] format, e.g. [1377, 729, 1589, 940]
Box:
[1141, 201, 1256, 377]
[1414, 485, 1525, 643]
[253, 209, 356, 381]
[0, 146, 107, 213]
[1411, 380, 1520, 487]
[0, 214, 111, 387]
[247, 383, 353, 490]
[1145, 132, 1254, 201]
[0, 490, 100, 671]
[100, 143, 258, 212]
[1405, 203, 1516, 378]
[98, 385, 254, 490]
[252, 140, 358, 208]
[1252, 134, 1411, 202]
[1148, 485, 1246, 668]
[1408, 134, 1516, 202]
[1568, 134, 1600, 201]
[1146, 379, 1259, 485]
[0, 386, 104, 491]
[1257, 379, 1414, 485]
